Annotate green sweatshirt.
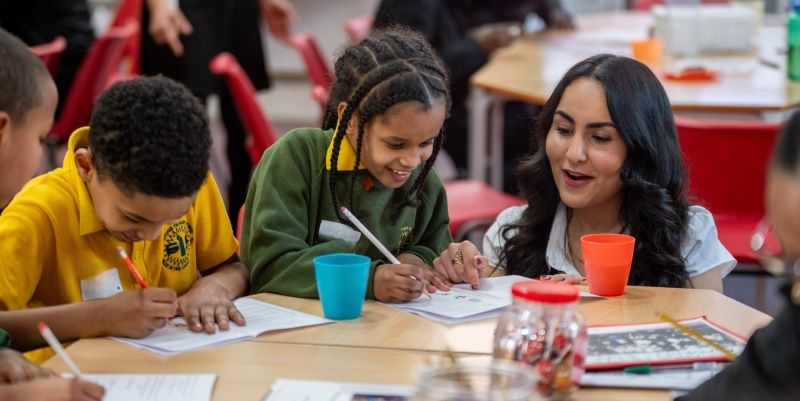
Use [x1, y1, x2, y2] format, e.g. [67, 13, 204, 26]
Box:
[241, 127, 453, 299]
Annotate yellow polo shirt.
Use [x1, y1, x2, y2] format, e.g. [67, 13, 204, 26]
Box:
[0, 127, 238, 311]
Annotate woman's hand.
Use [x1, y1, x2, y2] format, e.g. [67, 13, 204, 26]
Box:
[539, 274, 585, 284]
[432, 241, 488, 289]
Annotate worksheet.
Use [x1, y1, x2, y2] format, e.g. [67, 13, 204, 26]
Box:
[388, 275, 598, 324]
[83, 374, 216, 401]
[113, 298, 330, 355]
[262, 379, 414, 401]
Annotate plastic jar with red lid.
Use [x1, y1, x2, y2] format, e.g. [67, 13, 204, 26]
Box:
[493, 281, 587, 399]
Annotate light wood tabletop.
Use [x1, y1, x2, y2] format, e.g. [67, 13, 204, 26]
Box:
[44, 286, 771, 401]
[470, 11, 800, 113]
[248, 286, 772, 355]
[45, 338, 673, 401]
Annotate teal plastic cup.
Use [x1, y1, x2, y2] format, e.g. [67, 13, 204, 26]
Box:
[313, 253, 370, 320]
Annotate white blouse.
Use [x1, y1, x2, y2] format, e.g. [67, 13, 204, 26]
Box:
[482, 203, 736, 278]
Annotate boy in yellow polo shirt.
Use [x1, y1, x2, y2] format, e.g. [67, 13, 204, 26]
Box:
[0, 28, 105, 400]
[0, 76, 249, 358]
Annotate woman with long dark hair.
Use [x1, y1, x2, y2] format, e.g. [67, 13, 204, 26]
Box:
[434, 54, 734, 290]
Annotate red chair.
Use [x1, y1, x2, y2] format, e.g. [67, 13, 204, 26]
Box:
[445, 180, 525, 240]
[676, 116, 779, 265]
[50, 20, 140, 143]
[288, 33, 333, 110]
[344, 15, 373, 43]
[209, 52, 280, 166]
[29, 36, 67, 77]
[632, 0, 729, 10]
[109, 0, 143, 76]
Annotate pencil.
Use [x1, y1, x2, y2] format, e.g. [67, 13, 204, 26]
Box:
[623, 362, 722, 374]
[658, 313, 737, 361]
[340, 207, 432, 299]
[37, 322, 82, 377]
[116, 246, 149, 288]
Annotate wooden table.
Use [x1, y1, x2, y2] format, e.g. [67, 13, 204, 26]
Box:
[45, 338, 674, 401]
[45, 287, 771, 401]
[248, 286, 772, 354]
[468, 11, 800, 187]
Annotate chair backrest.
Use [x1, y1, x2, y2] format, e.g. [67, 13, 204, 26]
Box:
[50, 20, 140, 142]
[29, 36, 67, 77]
[632, 0, 729, 10]
[209, 52, 280, 166]
[676, 116, 779, 218]
[288, 33, 333, 108]
[344, 15, 373, 43]
[110, 0, 143, 75]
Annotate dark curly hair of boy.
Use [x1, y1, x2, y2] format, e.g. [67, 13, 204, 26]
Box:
[88, 75, 211, 198]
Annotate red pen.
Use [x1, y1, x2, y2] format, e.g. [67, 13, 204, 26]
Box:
[116, 246, 149, 288]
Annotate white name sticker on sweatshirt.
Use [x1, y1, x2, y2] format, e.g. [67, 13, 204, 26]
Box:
[80, 268, 124, 301]
[318, 220, 362, 244]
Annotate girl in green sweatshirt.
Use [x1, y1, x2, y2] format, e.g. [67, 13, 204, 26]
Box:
[241, 27, 457, 303]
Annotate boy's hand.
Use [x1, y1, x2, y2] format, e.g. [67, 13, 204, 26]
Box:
[373, 264, 449, 303]
[1, 377, 105, 401]
[0, 349, 55, 383]
[98, 288, 178, 338]
[433, 241, 488, 289]
[178, 276, 246, 334]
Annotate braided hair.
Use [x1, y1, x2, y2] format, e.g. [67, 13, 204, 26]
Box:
[321, 27, 451, 222]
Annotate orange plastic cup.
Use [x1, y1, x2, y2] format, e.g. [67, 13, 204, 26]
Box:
[630, 38, 663, 65]
[581, 234, 636, 297]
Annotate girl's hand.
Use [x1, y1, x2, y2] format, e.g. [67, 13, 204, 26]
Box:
[539, 274, 585, 284]
[373, 264, 449, 303]
[432, 241, 488, 289]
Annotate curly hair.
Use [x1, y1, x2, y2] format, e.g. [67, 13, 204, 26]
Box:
[500, 54, 691, 288]
[320, 27, 451, 223]
[0, 28, 51, 123]
[88, 75, 211, 198]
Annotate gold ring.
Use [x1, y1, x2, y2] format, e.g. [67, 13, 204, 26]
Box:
[451, 250, 464, 266]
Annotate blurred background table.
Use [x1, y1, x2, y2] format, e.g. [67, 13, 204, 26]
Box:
[468, 11, 799, 187]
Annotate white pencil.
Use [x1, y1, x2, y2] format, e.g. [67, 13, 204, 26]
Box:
[37, 322, 82, 377]
[340, 207, 432, 299]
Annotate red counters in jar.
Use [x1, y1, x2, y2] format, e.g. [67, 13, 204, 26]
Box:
[494, 281, 586, 400]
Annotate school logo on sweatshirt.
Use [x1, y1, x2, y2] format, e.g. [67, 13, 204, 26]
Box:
[162, 220, 194, 271]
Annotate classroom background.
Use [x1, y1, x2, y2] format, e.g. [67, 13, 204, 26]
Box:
[75, 0, 793, 318]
